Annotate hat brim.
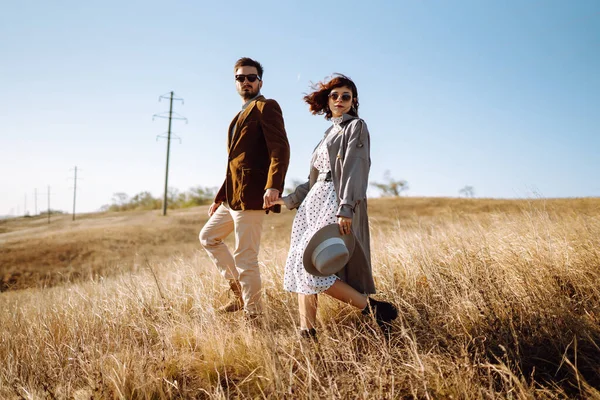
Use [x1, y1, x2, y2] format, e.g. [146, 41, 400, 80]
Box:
[303, 223, 356, 277]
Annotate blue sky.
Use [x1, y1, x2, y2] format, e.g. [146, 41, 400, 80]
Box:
[1, 0, 599, 215]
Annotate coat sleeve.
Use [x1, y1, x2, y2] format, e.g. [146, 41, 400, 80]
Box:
[282, 179, 310, 210]
[336, 119, 370, 218]
[261, 100, 290, 192]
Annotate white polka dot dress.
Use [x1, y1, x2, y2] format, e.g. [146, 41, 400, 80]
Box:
[283, 123, 341, 294]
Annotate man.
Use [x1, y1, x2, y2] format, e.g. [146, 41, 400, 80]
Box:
[199, 57, 290, 318]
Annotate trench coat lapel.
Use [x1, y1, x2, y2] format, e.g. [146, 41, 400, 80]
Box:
[325, 113, 359, 164]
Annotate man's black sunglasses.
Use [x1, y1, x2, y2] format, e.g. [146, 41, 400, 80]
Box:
[235, 74, 261, 83]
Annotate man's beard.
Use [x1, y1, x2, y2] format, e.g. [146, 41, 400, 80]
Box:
[238, 86, 259, 101]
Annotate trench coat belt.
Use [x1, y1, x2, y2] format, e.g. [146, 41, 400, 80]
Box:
[317, 171, 332, 182]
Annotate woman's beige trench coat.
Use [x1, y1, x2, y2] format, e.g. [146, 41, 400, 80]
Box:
[283, 113, 376, 294]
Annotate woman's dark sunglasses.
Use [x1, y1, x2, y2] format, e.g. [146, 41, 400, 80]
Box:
[329, 92, 352, 102]
[235, 74, 261, 83]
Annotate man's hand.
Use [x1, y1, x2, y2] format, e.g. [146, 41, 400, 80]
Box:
[262, 188, 280, 209]
[208, 202, 221, 217]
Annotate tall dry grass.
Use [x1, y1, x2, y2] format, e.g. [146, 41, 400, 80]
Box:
[1, 198, 599, 399]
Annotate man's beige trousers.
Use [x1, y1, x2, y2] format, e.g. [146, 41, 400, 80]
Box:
[199, 204, 265, 315]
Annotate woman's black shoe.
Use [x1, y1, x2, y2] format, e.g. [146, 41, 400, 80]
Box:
[362, 298, 398, 331]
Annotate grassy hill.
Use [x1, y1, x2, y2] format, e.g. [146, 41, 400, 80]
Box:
[1, 197, 599, 398]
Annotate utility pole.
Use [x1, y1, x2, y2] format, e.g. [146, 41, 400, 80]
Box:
[34, 188, 38, 215]
[153, 91, 186, 216]
[70, 166, 79, 221]
[24, 194, 27, 216]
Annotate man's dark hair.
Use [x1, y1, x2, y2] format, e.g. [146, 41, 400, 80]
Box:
[234, 57, 264, 79]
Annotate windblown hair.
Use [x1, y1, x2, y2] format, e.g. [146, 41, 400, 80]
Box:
[234, 57, 264, 79]
[303, 74, 359, 119]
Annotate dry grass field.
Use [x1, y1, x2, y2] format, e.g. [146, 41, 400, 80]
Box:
[1, 197, 599, 399]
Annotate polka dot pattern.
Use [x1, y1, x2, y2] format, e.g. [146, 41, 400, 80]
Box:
[284, 136, 339, 294]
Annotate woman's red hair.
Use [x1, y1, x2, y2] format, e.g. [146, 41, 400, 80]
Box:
[303, 74, 359, 119]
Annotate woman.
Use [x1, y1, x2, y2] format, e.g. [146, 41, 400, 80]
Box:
[267, 74, 398, 339]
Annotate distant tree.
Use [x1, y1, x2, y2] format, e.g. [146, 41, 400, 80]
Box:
[180, 185, 217, 207]
[103, 185, 218, 212]
[459, 185, 475, 198]
[370, 170, 409, 197]
[111, 192, 129, 207]
[108, 191, 159, 211]
[131, 191, 161, 209]
[39, 209, 65, 215]
[167, 187, 180, 207]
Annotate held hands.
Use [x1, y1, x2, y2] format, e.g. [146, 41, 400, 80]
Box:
[271, 198, 285, 206]
[262, 188, 281, 209]
[338, 216, 352, 235]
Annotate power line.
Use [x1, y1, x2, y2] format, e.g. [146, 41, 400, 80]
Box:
[153, 91, 187, 216]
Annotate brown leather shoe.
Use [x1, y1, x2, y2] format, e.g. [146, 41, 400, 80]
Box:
[244, 313, 264, 329]
[218, 280, 244, 313]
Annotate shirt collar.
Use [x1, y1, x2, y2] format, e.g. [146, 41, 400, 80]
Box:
[242, 92, 261, 110]
[329, 113, 358, 124]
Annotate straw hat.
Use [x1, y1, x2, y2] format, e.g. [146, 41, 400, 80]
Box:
[303, 224, 356, 277]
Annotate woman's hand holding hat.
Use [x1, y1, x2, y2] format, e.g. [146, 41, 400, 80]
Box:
[338, 216, 352, 235]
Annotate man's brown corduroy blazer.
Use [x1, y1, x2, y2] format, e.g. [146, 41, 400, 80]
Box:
[214, 95, 290, 211]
